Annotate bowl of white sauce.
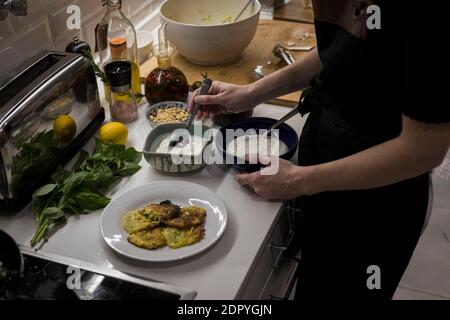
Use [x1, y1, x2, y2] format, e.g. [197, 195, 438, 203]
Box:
[143, 123, 213, 174]
[216, 117, 299, 172]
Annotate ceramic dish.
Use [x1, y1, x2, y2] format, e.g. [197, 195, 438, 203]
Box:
[137, 30, 153, 65]
[216, 117, 299, 172]
[160, 0, 261, 65]
[100, 181, 228, 262]
[146, 101, 190, 128]
[144, 123, 213, 174]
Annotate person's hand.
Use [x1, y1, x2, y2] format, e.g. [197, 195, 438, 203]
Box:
[188, 81, 259, 119]
[236, 156, 315, 200]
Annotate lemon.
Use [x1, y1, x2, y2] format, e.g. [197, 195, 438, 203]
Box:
[99, 122, 128, 145]
[53, 115, 77, 142]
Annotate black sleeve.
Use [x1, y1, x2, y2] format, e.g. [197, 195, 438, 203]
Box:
[397, 2, 450, 123]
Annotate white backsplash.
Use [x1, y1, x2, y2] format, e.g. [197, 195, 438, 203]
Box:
[0, 0, 162, 84]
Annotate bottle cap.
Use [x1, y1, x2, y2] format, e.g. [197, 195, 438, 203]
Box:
[104, 61, 132, 88]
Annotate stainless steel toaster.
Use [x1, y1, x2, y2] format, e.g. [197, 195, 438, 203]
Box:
[0, 50, 105, 213]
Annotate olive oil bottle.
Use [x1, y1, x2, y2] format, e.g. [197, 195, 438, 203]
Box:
[96, 0, 142, 103]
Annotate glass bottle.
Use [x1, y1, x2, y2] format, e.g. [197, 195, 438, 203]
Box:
[145, 24, 189, 105]
[104, 61, 138, 123]
[97, 0, 142, 102]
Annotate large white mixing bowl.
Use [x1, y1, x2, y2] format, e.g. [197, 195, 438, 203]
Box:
[160, 0, 261, 65]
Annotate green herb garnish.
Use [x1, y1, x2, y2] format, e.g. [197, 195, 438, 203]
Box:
[11, 130, 62, 196]
[30, 138, 142, 247]
[82, 50, 108, 84]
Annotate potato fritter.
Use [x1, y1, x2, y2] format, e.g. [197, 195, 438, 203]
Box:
[162, 206, 206, 228]
[123, 202, 207, 251]
[162, 224, 205, 249]
[143, 201, 180, 220]
[121, 209, 160, 234]
[127, 228, 167, 250]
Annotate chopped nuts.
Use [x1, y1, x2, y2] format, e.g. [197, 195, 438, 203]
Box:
[150, 107, 190, 124]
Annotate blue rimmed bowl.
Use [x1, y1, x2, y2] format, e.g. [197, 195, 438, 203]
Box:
[216, 117, 299, 172]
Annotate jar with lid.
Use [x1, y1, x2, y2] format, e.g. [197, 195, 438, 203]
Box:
[145, 24, 189, 105]
[97, 0, 142, 102]
[104, 61, 138, 123]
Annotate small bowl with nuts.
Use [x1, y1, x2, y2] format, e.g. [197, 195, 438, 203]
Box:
[146, 101, 191, 128]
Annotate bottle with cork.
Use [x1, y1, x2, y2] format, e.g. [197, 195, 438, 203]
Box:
[96, 0, 142, 103]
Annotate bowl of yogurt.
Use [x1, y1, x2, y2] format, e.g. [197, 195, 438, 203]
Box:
[216, 117, 299, 172]
[143, 123, 213, 174]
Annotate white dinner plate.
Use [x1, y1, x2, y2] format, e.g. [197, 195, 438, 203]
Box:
[100, 181, 227, 262]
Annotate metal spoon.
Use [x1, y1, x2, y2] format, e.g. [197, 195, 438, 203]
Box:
[186, 77, 213, 129]
[264, 108, 300, 137]
[234, 0, 254, 22]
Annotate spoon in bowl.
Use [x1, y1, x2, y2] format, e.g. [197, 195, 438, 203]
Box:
[233, 0, 254, 22]
[264, 107, 300, 138]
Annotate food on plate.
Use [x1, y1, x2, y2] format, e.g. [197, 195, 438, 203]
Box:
[226, 134, 288, 159]
[121, 209, 161, 234]
[163, 206, 206, 228]
[150, 106, 190, 124]
[128, 228, 167, 250]
[53, 115, 77, 142]
[162, 225, 205, 249]
[143, 201, 181, 220]
[99, 122, 129, 145]
[121, 201, 180, 233]
[122, 201, 206, 250]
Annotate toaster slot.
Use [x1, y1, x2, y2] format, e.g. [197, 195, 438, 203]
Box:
[0, 54, 65, 108]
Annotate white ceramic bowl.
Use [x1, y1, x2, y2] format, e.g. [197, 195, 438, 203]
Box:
[160, 0, 261, 65]
[137, 30, 154, 65]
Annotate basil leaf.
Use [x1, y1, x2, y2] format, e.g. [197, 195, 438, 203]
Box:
[61, 171, 89, 196]
[33, 184, 57, 198]
[114, 163, 142, 177]
[124, 148, 142, 164]
[74, 190, 111, 211]
[42, 207, 66, 220]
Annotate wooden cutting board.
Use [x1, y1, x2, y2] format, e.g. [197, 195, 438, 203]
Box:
[274, 0, 315, 24]
[140, 19, 316, 107]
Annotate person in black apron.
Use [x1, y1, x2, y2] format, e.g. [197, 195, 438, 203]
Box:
[190, 1, 450, 299]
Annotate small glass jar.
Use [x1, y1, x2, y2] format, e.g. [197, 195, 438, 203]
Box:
[145, 44, 189, 105]
[104, 61, 138, 123]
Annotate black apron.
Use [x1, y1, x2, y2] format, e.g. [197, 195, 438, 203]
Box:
[293, 88, 429, 300]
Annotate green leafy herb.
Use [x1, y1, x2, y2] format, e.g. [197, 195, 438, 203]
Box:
[30, 138, 142, 247]
[81, 50, 108, 84]
[11, 130, 63, 196]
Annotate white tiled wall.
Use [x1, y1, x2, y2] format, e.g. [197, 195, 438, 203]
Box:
[0, 0, 162, 83]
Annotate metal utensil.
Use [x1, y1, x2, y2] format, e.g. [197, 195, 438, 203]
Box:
[186, 77, 213, 129]
[273, 44, 295, 65]
[278, 42, 315, 52]
[269, 107, 300, 130]
[234, 0, 254, 22]
[265, 108, 300, 137]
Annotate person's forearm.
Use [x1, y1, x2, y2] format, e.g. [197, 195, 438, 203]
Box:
[249, 48, 322, 104]
[301, 117, 450, 195]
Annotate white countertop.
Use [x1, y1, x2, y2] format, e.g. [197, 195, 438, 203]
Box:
[0, 103, 307, 300]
